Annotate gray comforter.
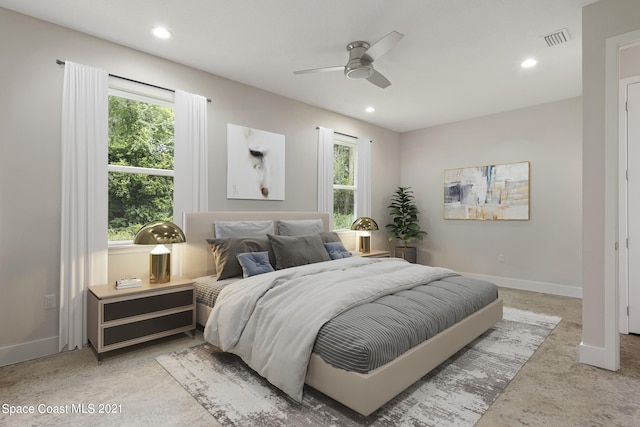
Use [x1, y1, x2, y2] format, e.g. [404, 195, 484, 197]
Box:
[203, 257, 457, 402]
[313, 274, 499, 373]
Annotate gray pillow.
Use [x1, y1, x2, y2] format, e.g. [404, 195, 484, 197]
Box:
[277, 219, 323, 236]
[214, 220, 275, 238]
[319, 231, 342, 243]
[267, 233, 331, 270]
[324, 241, 352, 259]
[236, 251, 275, 278]
[206, 236, 275, 280]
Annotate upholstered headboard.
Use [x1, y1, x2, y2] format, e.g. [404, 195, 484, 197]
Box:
[181, 211, 331, 279]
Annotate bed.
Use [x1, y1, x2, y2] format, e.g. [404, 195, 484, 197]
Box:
[182, 211, 503, 416]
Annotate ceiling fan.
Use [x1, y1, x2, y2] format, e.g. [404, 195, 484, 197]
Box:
[293, 31, 404, 89]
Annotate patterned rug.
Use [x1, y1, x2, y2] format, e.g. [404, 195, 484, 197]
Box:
[156, 307, 560, 426]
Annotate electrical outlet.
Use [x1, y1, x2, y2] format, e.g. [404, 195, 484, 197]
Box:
[498, 254, 505, 263]
[44, 294, 56, 309]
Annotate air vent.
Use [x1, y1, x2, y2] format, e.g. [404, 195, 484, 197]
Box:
[542, 28, 571, 47]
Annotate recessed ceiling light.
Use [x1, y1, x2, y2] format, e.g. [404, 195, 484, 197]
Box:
[152, 27, 172, 39]
[521, 58, 537, 69]
[365, 106, 376, 113]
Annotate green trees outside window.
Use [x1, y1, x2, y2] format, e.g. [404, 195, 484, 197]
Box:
[333, 142, 357, 229]
[108, 95, 175, 241]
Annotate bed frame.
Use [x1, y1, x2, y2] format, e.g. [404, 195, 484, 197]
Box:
[182, 211, 503, 416]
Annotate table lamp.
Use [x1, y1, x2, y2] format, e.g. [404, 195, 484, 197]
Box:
[350, 217, 379, 253]
[133, 221, 186, 283]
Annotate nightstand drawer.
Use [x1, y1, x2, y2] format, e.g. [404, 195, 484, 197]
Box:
[103, 310, 194, 346]
[103, 289, 194, 322]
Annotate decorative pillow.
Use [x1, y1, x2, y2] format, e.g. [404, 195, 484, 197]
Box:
[324, 241, 352, 260]
[319, 231, 342, 243]
[214, 220, 275, 238]
[206, 236, 275, 280]
[267, 233, 331, 270]
[236, 251, 275, 278]
[277, 219, 323, 236]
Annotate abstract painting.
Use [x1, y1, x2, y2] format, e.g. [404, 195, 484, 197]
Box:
[444, 161, 529, 220]
[227, 124, 285, 200]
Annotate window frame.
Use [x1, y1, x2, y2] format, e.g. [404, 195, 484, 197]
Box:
[332, 134, 359, 230]
[107, 85, 176, 246]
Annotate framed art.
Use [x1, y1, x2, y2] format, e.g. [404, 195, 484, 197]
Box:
[227, 124, 285, 200]
[443, 161, 529, 220]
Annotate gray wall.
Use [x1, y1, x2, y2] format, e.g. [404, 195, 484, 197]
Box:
[400, 97, 582, 296]
[0, 8, 401, 366]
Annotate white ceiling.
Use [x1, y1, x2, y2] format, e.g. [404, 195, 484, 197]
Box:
[0, 0, 597, 133]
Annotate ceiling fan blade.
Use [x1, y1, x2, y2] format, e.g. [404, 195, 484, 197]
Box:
[293, 66, 345, 75]
[362, 31, 404, 62]
[367, 70, 391, 89]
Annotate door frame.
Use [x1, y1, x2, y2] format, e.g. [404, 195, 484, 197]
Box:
[619, 74, 640, 334]
[619, 75, 640, 333]
[599, 29, 640, 371]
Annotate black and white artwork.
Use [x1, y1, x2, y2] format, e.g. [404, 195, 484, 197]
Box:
[227, 124, 285, 200]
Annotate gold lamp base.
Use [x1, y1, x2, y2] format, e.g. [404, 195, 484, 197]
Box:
[359, 235, 371, 253]
[150, 253, 171, 283]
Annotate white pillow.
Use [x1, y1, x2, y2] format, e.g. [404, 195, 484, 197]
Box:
[214, 220, 275, 238]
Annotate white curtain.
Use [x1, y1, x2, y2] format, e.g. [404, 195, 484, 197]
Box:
[59, 61, 108, 352]
[317, 127, 335, 229]
[357, 137, 372, 217]
[174, 89, 209, 225]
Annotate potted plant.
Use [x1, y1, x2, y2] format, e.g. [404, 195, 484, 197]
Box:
[386, 186, 427, 263]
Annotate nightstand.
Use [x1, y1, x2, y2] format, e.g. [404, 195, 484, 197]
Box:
[87, 277, 195, 363]
[353, 250, 391, 258]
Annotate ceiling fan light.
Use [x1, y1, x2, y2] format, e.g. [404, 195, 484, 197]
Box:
[345, 65, 373, 80]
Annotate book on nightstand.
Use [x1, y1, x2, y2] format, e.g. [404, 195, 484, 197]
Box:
[116, 278, 142, 289]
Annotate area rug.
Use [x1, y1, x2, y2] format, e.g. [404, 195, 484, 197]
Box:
[156, 307, 560, 426]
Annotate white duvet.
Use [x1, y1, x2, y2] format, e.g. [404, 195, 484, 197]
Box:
[203, 256, 457, 401]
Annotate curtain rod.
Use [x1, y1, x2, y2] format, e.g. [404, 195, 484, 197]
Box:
[315, 127, 372, 142]
[56, 59, 212, 103]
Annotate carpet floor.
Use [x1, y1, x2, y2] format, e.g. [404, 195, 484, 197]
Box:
[156, 307, 560, 426]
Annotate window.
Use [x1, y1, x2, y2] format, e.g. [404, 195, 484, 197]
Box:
[317, 127, 370, 230]
[108, 89, 175, 242]
[333, 135, 358, 229]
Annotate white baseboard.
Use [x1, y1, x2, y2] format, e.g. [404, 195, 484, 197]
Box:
[460, 272, 582, 299]
[0, 336, 58, 368]
[579, 341, 618, 370]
